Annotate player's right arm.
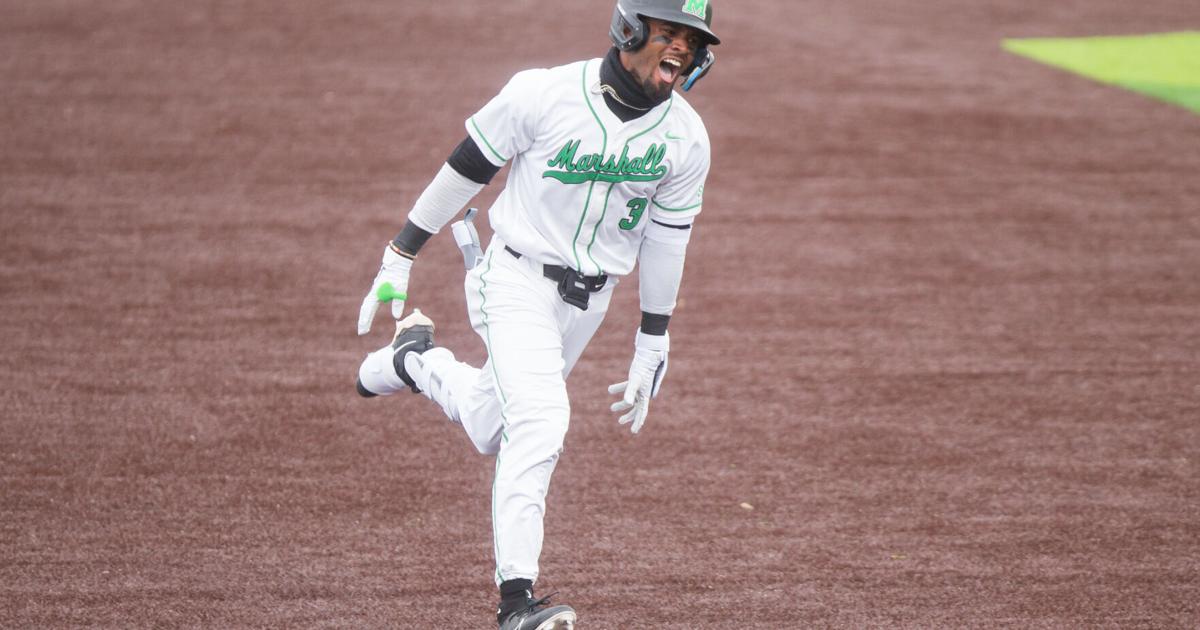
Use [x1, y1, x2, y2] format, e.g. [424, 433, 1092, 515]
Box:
[357, 69, 544, 335]
[355, 138, 500, 335]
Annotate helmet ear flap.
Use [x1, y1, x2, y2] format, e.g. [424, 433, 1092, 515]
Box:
[681, 48, 715, 92]
[609, 5, 647, 50]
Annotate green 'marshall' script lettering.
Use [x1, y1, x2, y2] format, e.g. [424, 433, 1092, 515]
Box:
[543, 140, 668, 184]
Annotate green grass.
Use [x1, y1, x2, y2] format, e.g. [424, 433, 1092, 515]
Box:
[1003, 31, 1200, 114]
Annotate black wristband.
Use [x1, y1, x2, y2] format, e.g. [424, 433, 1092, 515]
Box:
[640, 312, 671, 336]
[391, 220, 434, 257]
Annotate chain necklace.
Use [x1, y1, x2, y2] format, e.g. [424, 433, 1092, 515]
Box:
[599, 84, 653, 111]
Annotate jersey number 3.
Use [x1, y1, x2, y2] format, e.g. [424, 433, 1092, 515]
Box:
[619, 198, 648, 231]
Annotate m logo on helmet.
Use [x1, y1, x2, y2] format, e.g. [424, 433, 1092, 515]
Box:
[681, 0, 708, 19]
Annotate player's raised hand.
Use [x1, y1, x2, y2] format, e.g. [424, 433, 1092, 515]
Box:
[357, 245, 413, 335]
[608, 330, 669, 434]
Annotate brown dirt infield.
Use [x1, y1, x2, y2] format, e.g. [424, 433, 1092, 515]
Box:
[2, 1, 1198, 628]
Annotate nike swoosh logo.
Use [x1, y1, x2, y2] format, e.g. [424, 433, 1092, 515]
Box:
[666, 132, 684, 140]
[394, 339, 419, 352]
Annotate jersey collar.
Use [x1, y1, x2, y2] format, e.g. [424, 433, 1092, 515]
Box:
[587, 57, 673, 124]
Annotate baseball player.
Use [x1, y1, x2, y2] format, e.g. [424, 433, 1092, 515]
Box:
[354, 1, 719, 627]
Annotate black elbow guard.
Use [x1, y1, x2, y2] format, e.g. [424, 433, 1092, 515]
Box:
[447, 136, 502, 185]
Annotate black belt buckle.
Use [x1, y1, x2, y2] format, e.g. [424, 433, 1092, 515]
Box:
[556, 268, 592, 310]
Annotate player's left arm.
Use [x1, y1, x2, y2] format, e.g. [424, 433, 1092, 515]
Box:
[606, 219, 693, 434]
[609, 127, 710, 434]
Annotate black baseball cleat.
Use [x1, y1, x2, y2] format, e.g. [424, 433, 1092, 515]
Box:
[355, 309, 435, 397]
[498, 594, 576, 630]
[389, 310, 435, 392]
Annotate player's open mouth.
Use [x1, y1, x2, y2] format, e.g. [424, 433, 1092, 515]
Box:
[657, 57, 683, 84]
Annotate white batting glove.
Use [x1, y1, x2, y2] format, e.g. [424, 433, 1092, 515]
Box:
[357, 245, 413, 336]
[608, 330, 669, 434]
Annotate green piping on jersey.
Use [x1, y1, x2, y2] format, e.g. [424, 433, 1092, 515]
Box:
[585, 183, 619, 268]
[652, 198, 702, 212]
[626, 96, 674, 144]
[571, 60, 609, 274]
[470, 117, 509, 163]
[570, 181, 599, 274]
[583, 95, 675, 272]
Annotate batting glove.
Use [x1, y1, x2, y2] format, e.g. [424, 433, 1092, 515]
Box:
[608, 330, 669, 434]
[357, 245, 413, 336]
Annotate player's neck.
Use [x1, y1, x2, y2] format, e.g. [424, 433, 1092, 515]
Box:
[600, 47, 664, 122]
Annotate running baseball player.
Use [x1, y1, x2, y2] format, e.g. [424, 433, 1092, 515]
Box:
[355, 1, 719, 627]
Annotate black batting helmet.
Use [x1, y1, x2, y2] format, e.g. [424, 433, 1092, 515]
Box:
[609, 0, 720, 51]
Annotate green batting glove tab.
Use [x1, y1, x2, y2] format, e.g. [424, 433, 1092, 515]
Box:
[357, 246, 413, 336]
[376, 282, 407, 303]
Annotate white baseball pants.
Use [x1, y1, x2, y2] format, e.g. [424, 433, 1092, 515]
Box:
[409, 238, 614, 585]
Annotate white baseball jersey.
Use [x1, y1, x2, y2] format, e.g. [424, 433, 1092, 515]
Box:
[466, 57, 710, 278]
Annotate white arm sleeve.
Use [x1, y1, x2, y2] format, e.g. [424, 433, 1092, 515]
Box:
[406, 163, 486, 234]
[638, 220, 694, 315]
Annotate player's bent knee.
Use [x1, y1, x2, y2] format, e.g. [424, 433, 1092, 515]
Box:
[470, 430, 503, 456]
[502, 395, 570, 427]
[500, 415, 570, 459]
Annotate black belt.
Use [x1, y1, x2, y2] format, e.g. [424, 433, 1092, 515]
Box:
[505, 245, 607, 310]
